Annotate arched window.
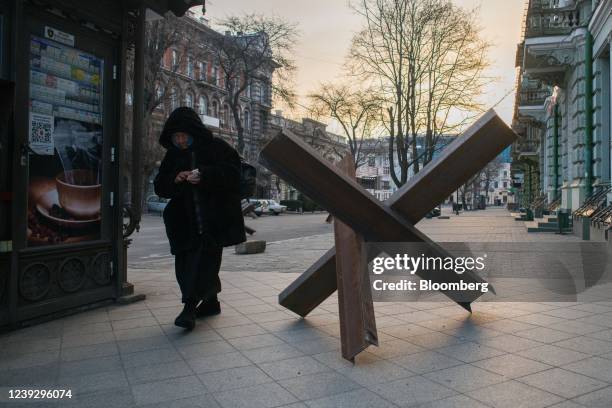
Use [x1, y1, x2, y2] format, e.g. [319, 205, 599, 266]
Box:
[184, 92, 194, 108]
[198, 95, 208, 116]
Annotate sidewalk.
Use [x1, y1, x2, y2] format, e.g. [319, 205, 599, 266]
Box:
[2, 208, 612, 407]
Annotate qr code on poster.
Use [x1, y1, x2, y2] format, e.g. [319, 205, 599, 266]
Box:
[29, 113, 54, 155]
[30, 115, 53, 143]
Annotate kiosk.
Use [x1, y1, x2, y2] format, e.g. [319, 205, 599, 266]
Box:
[0, 0, 203, 329]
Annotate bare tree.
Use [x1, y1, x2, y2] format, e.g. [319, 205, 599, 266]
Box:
[349, 0, 490, 186]
[210, 14, 298, 155]
[457, 158, 501, 210]
[309, 84, 381, 169]
[480, 158, 503, 205]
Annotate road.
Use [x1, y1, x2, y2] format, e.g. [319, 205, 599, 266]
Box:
[127, 211, 333, 266]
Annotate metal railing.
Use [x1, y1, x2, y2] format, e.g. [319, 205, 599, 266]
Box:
[530, 193, 548, 210]
[547, 196, 561, 212]
[591, 204, 612, 227]
[518, 140, 539, 154]
[519, 89, 551, 106]
[573, 185, 611, 217]
[526, 1, 580, 37]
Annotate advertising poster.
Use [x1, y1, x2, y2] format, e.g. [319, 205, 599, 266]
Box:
[27, 35, 104, 246]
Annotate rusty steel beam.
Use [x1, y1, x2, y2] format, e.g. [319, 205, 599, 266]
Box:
[260, 129, 489, 309]
[271, 110, 517, 316]
[334, 155, 378, 361]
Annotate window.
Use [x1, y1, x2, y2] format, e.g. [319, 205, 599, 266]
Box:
[503, 181, 508, 188]
[494, 181, 499, 188]
[198, 95, 207, 116]
[222, 104, 230, 128]
[211, 100, 219, 117]
[126, 92, 132, 106]
[252, 82, 259, 101]
[359, 177, 376, 190]
[244, 109, 250, 131]
[170, 88, 178, 111]
[171, 49, 178, 71]
[212, 65, 219, 86]
[155, 83, 164, 110]
[368, 156, 376, 167]
[503, 171, 508, 177]
[383, 166, 390, 175]
[186, 56, 193, 78]
[184, 92, 193, 108]
[198, 61, 207, 81]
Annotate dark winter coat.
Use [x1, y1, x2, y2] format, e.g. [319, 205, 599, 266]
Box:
[154, 107, 246, 254]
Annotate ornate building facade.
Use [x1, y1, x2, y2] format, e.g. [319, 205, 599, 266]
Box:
[126, 10, 275, 199]
[267, 112, 349, 200]
[156, 11, 274, 157]
[513, 0, 611, 211]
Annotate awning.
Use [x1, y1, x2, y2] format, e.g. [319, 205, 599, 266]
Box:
[129, 0, 205, 17]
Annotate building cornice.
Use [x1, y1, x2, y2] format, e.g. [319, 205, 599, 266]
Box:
[589, 0, 612, 40]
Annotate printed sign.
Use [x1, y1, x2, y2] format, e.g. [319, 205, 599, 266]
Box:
[28, 112, 54, 155]
[44, 26, 75, 47]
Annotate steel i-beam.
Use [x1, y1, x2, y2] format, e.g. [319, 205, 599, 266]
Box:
[261, 110, 517, 316]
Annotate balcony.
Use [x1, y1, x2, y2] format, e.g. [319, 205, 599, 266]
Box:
[526, 1, 580, 38]
[518, 87, 551, 121]
[518, 140, 540, 161]
[519, 1, 588, 85]
[519, 89, 550, 106]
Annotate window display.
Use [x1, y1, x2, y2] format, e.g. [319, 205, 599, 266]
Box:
[27, 35, 104, 246]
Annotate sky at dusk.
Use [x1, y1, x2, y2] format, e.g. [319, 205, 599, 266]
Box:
[204, 0, 525, 128]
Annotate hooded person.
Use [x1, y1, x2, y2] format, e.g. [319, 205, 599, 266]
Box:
[154, 107, 246, 329]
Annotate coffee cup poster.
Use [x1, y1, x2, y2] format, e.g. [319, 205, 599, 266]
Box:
[27, 35, 103, 246]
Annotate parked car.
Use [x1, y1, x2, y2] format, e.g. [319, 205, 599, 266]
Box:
[266, 199, 287, 215]
[250, 199, 287, 216]
[147, 195, 168, 214]
[425, 206, 441, 218]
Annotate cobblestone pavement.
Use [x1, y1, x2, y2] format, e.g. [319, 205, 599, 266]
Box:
[2, 208, 612, 407]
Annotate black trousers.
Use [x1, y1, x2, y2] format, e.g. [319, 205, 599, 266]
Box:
[174, 241, 223, 304]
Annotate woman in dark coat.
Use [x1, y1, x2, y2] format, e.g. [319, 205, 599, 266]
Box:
[154, 107, 246, 329]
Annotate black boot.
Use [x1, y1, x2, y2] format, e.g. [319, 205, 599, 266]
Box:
[195, 296, 221, 318]
[175, 302, 197, 330]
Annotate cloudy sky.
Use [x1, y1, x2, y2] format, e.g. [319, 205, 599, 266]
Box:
[205, 0, 524, 126]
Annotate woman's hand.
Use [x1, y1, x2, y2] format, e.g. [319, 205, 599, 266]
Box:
[174, 171, 191, 184]
[186, 169, 201, 185]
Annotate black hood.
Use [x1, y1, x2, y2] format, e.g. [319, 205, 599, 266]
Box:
[159, 107, 213, 149]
